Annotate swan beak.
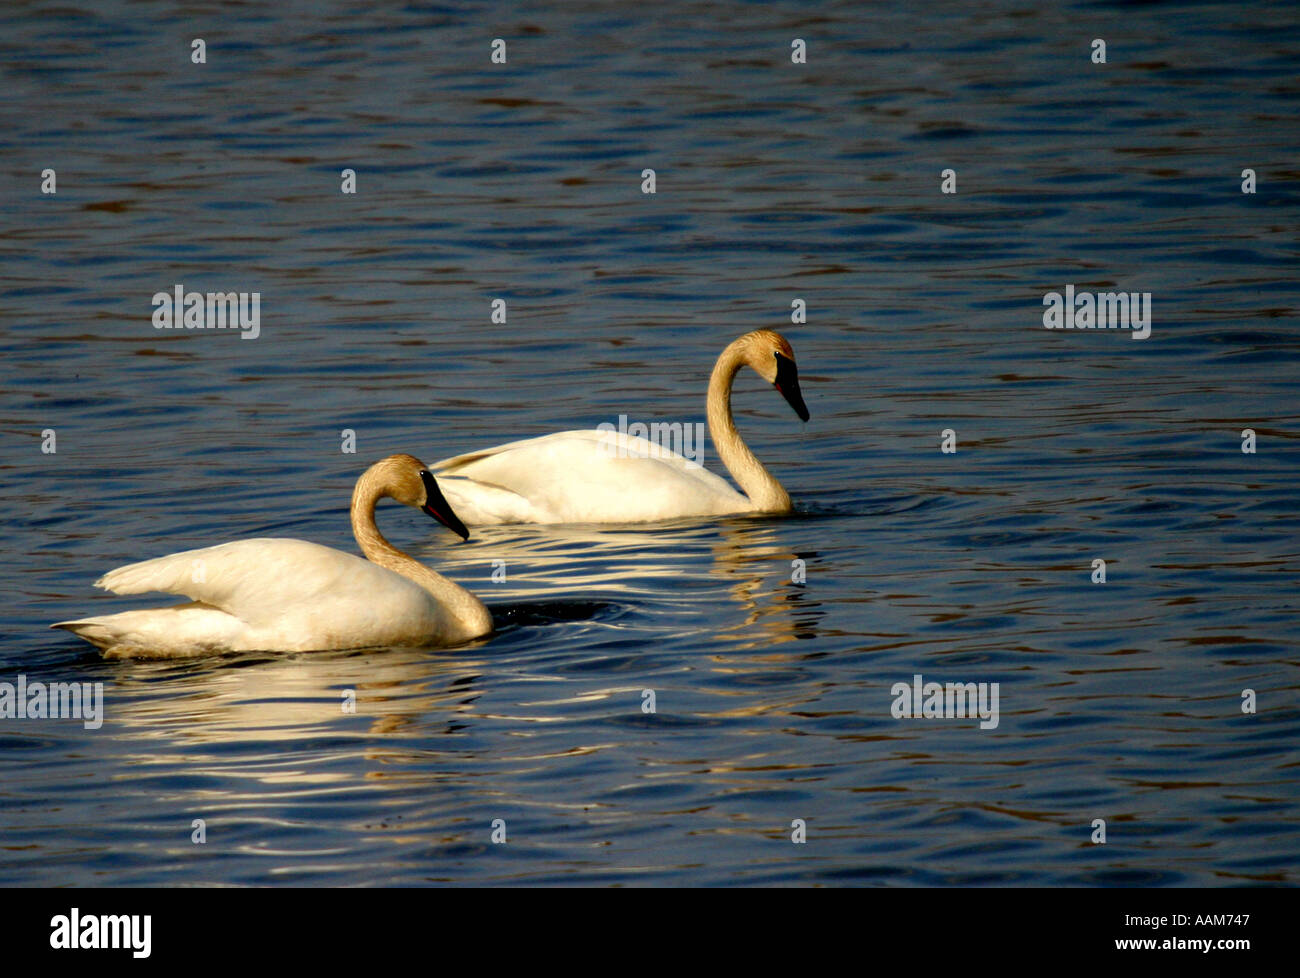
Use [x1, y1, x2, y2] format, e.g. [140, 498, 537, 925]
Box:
[773, 353, 810, 422]
[419, 471, 470, 540]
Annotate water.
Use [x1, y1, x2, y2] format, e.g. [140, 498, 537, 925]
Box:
[2, 0, 1298, 886]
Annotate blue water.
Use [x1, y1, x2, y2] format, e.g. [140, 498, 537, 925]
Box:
[1, 0, 1298, 885]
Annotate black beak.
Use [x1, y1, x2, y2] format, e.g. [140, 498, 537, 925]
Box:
[419, 470, 470, 540]
[773, 353, 810, 422]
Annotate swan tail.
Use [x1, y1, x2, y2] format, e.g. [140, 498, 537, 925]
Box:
[50, 618, 118, 651]
[51, 605, 246, 659]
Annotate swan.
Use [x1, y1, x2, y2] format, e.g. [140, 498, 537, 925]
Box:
[430, 329, 810, 524]
[51, 454, 493, 658]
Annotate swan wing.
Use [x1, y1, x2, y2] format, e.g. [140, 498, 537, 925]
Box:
[92, 538, 429, 629]
[431, 430, 749, 523]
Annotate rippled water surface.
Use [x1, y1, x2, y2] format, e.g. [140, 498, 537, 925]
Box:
[2, 0, 1298, 885]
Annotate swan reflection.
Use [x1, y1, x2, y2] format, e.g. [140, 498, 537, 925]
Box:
[99, 515, 824, 773]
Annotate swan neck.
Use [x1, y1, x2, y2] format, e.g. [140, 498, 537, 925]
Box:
[350, 469, 492, 638]
[706, 340, 791, 513]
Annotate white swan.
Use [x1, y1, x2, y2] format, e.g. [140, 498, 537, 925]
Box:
[52, 454, 493, 658]
[431, 329, 810, 524]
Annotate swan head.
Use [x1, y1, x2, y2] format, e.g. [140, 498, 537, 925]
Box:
[739, 329, 810, 422]
[370, 454, 470, 541]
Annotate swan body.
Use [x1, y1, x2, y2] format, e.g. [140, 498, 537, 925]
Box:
[433, 429, 749, 524]
[52, 455, 492, 658]
[433, 330, 809, 525]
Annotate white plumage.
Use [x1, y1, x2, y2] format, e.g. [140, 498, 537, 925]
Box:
[432, 330, 810, 525]
[52, 455, 492, 658]
[434, 429, 749, 524]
